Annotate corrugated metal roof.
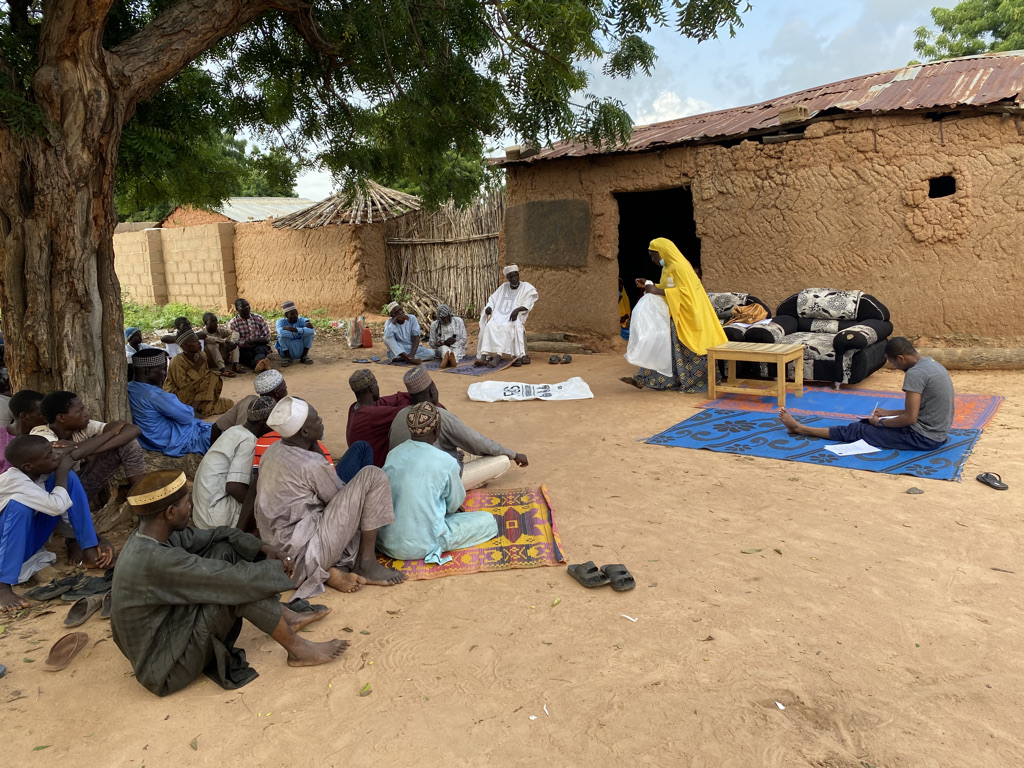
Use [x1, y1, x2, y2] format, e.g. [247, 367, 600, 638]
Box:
[217, 197, 317, 222]
[501, 51, 1024, 165]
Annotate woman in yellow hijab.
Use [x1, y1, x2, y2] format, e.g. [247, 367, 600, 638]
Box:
[622, 238, 726, 392]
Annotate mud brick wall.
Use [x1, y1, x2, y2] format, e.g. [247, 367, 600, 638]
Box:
[159, 223, 237, 310]
[232, 220, 389, 316]
[503, 112, 1024, 347]
[113, 228, 167, 304]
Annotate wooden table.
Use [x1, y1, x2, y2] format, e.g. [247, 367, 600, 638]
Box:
[706, 341, 805, 408]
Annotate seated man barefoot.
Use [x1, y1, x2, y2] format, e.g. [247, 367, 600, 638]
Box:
[380, 403, 497, 564]
[476, 265, 538, 367]
[192, 396, 275, 530]
[229, 298, 272, 373]
[127, 348, 212, 457]
[31, 390, 145, 523]
[274, 301, 315, 366]
[256, 397, 406, 597]
[0, 390, 46, 474]
[383, 302, 434, 364]
[202, 312, 242, 377]
[346, 369, 412, 467]
[111, 470, 345, 697]
[428, 304, 468, 369]
[0, 436, 114, 613]
[779, 337, 954, 450]
[163, 328, 234, 418]
[389, 367, 528, 489]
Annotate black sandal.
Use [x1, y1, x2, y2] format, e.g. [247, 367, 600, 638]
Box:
[600, 564, 636, 592]
[977, 472, 1008, 490]
[567, 561, 611, 588]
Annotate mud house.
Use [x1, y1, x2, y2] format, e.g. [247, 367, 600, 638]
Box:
[497, 51, 1024, 349]
[113, 186, 419, 315]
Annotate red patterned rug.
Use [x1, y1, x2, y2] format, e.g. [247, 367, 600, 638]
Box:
[376, 486, 566, 580]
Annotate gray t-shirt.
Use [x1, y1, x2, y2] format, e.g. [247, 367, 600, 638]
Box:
[902, 357, 954, 442]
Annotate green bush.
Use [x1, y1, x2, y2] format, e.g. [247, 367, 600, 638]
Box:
[122, 291, 338, 333]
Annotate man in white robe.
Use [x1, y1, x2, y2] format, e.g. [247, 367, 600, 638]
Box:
[475, 265, 538, 367]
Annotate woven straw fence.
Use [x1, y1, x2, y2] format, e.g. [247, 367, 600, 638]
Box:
[385, 189, 504, 318]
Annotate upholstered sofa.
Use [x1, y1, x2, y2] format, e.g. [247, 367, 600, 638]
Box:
[741, 288, 893, 386]
[706, 292, 772, 342]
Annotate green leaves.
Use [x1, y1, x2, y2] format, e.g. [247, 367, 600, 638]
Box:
[914, 0, 1024, 61]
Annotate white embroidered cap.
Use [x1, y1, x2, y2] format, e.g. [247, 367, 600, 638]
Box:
[267, 396, 310, 438]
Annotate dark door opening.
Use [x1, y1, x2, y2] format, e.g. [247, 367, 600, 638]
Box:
[615, 187, 701, 309]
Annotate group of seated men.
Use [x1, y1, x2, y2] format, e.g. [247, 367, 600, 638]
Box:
[0, 344, 529, 696]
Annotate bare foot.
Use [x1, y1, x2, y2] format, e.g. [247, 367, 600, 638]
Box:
[282, 604, 332, 632]
[354, 558, 406, 587]
[327, 567, 367, 593]
[286, 637, 349, 667]
[778, 407, 801, 434]
[619, 376, 643, 389]
[0, 583, 30, 614]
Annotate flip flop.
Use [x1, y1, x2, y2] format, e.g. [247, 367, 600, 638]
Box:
[977, 472, 1008, 490]
[561, 354, 572, 364]
[600, 564, 636, 592]
[23, 574, 80, 601]
[281, 358, 293, 367]
[549, 355, 560, 364]
[61, 572, 114, 600]
[284, 597, 330, 613]
[100, 591, 112, 619]
[512, 358, 523, 367]
[43, 632, 89, 672]
[63, 594, 106, 628]
[353, 358, 371, 363]
[219, 369, 236, 378]
[300, 358, 313, 365]
[567, 561, 611, 588]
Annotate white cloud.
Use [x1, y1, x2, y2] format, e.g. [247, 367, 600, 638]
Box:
[294, 169, 335, 201]
[635, 91, 714, 125]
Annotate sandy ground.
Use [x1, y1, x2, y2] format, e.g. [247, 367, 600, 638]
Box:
[1, 340, 1021, 768]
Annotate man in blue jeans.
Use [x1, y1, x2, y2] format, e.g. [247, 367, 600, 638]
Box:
[779, 337, 954, 450]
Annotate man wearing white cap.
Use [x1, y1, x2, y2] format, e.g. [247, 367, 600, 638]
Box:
[476, 265, 538, 367]
[383, 302, 434, 363]
[255, 396, 406, 596]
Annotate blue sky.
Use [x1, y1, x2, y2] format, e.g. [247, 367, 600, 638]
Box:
[295, 0, 941, 199]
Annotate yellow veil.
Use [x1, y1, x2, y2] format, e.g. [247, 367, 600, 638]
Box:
[649, 238, 726, 356]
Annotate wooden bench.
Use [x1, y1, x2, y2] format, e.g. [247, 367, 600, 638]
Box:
[706, 342, 805, 408]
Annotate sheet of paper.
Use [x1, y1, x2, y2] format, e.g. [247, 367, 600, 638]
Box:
[726, 319, 773, 330]
[824, 439, 881, 456]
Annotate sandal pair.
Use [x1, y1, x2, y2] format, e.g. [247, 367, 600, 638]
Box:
[567, 561, 635, 592]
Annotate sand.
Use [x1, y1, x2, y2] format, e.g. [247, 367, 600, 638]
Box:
[1, 340, 1021, 767]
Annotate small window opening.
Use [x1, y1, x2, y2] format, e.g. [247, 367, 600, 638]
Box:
[929, 175, 956, 198]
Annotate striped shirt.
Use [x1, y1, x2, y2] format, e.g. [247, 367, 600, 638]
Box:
[229, 313, 270, 344]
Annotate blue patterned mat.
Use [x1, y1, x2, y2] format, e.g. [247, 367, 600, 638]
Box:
[646, 409, 981, 481]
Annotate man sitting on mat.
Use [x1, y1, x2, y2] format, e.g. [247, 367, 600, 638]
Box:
[779, 337, 954, 450]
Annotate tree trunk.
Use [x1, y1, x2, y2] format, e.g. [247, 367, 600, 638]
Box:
[0, 22, 129, 420]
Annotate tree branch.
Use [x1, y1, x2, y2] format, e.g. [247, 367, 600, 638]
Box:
[38, 0, 115, 60]
[113, 0, 343, 110]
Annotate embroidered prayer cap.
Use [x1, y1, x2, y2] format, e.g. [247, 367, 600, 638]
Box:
[176, 327, 198, 345]
[267, 396, 310, 438]
[127, 470, 188, 514]
[247, 394, 276, 423]
[124, 327, 140, 340]
[436, 304, 452, 320]
[349, 368, 375, 393]
[131, 348, 167, 368]
[403, 365, 433, 394]
[282, 300, 297, 312]
[407, 402, 440, 435]
[254, 369, 285, 395]
[502, 264, 520, 277]
[385, 301, 401, 314]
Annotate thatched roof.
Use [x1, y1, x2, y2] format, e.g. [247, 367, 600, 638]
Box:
[272, 180, 421, 229]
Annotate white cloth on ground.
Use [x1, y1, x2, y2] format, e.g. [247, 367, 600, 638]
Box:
[467, 377, 594, 402]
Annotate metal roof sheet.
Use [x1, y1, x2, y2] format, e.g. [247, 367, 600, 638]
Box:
[216, 197, 317, 222]
[501, 51, 1024, 165]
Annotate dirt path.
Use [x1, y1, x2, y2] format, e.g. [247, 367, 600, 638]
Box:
[1, 348, 1021, 767]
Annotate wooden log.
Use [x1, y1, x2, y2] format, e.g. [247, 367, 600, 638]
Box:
[917, 348, 1024, 370]
[527, 341, 591, 354]
[526, 332, 567, 342]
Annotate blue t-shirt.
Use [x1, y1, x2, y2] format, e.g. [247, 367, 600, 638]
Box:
[127, 381, 212, 456]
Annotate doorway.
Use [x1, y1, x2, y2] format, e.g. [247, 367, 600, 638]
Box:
[615, 186, 701, 309]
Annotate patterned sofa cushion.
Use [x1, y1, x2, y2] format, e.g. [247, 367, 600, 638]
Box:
[796, 288, 863, 321]
[706, 292, 750, 322]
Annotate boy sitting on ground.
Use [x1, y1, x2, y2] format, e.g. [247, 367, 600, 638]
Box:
[0, 390, 46, 474]
[779, 337, 954, 450]
[0, 436, 114, 613]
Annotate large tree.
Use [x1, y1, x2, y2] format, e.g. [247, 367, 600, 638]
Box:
[914, 0, 1024, 60]
[0, 0, 745, 418]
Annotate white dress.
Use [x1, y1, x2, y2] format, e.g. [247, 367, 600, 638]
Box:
[477, 281, 538, 359]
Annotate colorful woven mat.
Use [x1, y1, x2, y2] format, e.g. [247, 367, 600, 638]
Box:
[377, 486, 566, 580]
[697, 387, 1002, 431]
[648, 408, 981, 482]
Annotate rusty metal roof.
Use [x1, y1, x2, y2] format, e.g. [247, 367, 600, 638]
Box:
[501, 51, 1024, 165]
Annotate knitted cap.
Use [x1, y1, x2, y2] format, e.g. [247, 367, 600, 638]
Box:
[254, 369, 285, 395]
[349, 368, 375, 393]
[247, 395, 276, 423]
[403, 365, 432, 394]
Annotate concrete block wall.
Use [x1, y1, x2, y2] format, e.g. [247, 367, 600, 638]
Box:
[113, 228, 167, 304]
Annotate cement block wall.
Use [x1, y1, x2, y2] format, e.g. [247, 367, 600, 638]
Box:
[503, 111, 1024, 348]
[113, 229, 167, 304]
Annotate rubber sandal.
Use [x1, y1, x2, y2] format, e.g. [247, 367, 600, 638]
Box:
[561, 354, 572, 364]
[600, 564, 636, 592]
[63, 594, 106, 628]
[100, 591, 111, 620]
[285, 597, 330, 613]
[280, 358, 293, 367]
[976, 472, 1008, 490]
[619, 376, 643, 389]
[300, 357, 313, 365]
[61, 572, 114, 601]
[567, 561, 611, 588]
[521, 355, 531, 365]
[549, 355, 560, 364]
[23, 574, 79, 601]
[512, 358, 523, 367]
[0, 663, 6, 679]
[43, 631, 89, 672]
[219, 369, 236, 378]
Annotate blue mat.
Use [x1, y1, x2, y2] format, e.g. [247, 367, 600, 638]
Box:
[646, 408, 981, 481]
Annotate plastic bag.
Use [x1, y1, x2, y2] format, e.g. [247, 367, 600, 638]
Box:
[467, 377, 594, 402]
[625, 293, 673, 376]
